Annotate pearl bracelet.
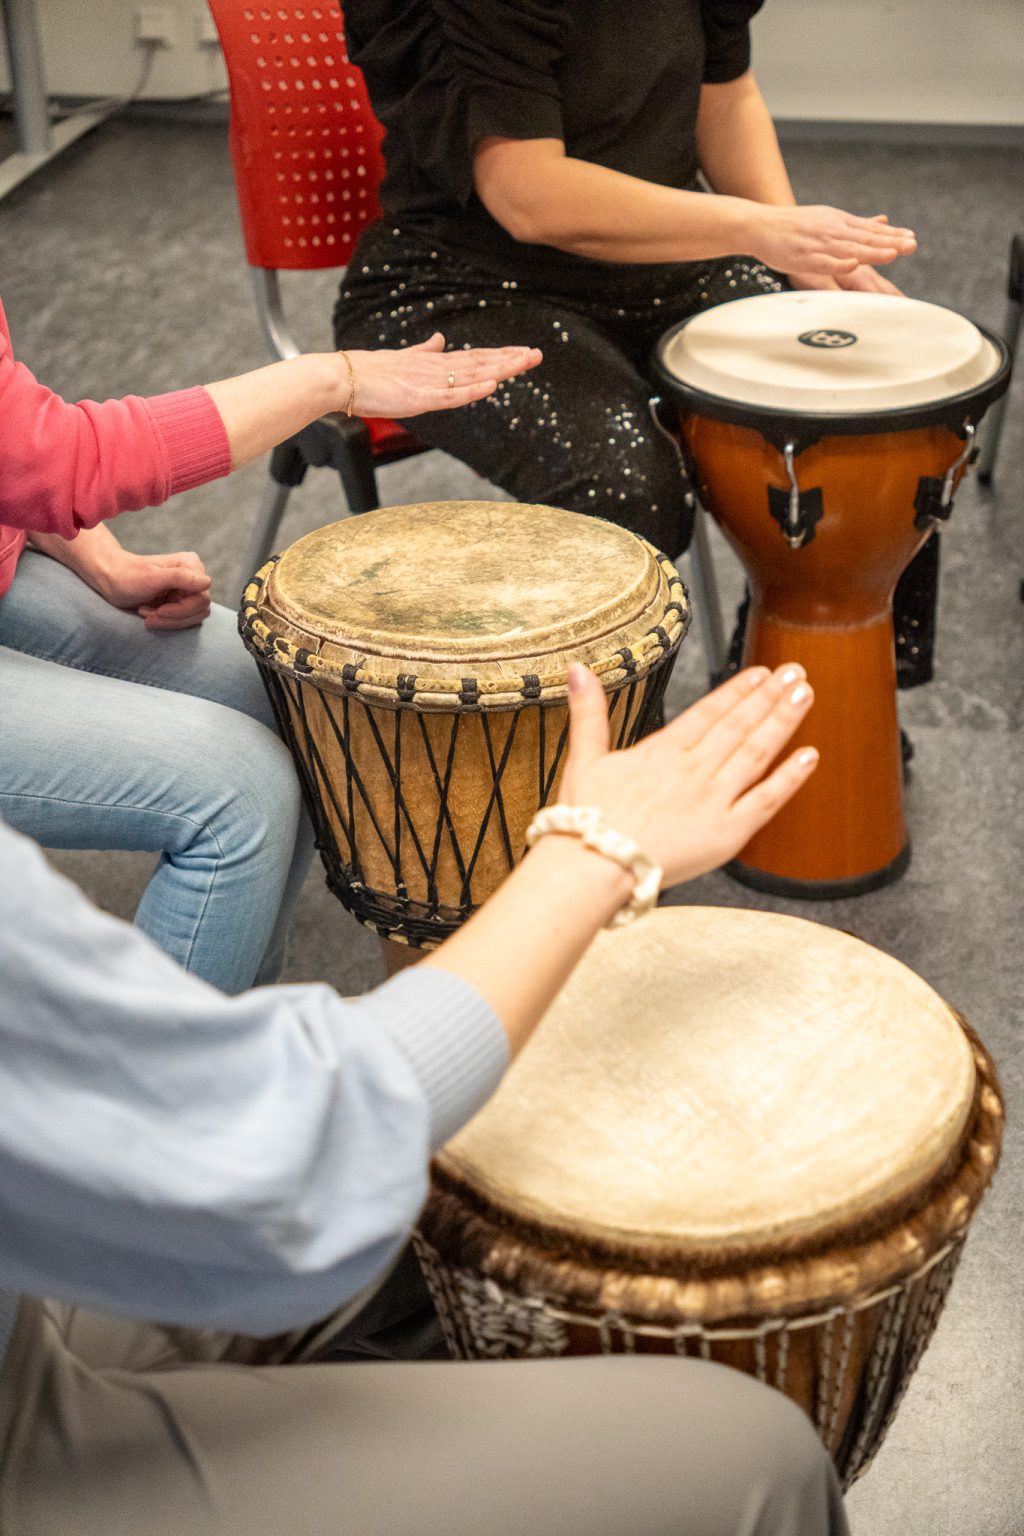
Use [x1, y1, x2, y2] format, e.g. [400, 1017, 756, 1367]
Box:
[524, 805, 662, 929]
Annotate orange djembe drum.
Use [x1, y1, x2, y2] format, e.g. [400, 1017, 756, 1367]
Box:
[415, 908, 1004, 1489]
[239, 501, 687, 947]
[654, 292, 1010, 896]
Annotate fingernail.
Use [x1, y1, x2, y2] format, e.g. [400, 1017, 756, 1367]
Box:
[798, 747, 819, 766]
[779, 664, 803, 686]
[790, 683, 812, 705]
[567, 663, 586, 692]
[747, 667, 770, 688]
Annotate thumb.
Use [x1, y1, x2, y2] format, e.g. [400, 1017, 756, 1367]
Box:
[408, 331, 446, 352]
[564, 664, 611, 778]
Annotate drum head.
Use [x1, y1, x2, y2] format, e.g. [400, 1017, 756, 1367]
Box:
[439, 908, 976, 1258]
[654, 292, 1008, 438]
[266, 501, 656, 661]
[249, 501, 686, 705]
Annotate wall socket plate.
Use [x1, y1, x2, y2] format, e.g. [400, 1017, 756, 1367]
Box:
[133, 5, 177, 47]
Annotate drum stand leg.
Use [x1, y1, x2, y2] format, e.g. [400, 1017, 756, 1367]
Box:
[977, 234, 1023, 485]
[687, 507, 728, 684]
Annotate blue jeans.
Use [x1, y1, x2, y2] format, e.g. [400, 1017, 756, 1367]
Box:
[0, 551, 314, 992]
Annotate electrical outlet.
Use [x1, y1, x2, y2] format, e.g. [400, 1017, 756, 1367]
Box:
[195, 11, 220, 48]
[134, 5, 177, 47]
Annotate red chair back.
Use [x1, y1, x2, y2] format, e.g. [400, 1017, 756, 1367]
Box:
[207, 0, 386, 271]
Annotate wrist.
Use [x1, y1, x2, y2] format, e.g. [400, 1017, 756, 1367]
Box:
[307, 351, 358, 417]
[78, 540, 129, 601]
[29, 526, 124, 597]
[523, 832, 633, 924]
[725, 196, 763, 257]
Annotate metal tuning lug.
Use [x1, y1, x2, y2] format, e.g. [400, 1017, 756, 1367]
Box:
[767, 441, 823, 549]
[914, 423, 975, 529]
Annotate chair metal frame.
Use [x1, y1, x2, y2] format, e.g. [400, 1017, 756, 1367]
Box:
[243, 266, 426, 584]
[207, 0, 429, 588]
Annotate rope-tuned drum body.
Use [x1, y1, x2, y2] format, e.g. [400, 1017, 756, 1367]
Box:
[239, 501, 688, 946]
[415, 908, 1004, 1489]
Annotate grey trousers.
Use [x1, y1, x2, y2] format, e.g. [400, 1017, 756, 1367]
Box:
[0, 1254, 849, 1536]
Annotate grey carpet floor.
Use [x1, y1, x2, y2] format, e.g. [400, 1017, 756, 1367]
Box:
[1, 116, 1023, 1534]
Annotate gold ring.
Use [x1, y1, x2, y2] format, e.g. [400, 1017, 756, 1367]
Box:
[447, 369, 456, 389]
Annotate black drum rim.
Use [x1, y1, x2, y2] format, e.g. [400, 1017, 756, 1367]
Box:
[650, 319, 1012, 450]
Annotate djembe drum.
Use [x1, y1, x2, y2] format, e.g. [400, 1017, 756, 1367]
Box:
[239, 501, 687, 947]
[654, 291, 1010, 896]
[415, 908, 1003, 1489]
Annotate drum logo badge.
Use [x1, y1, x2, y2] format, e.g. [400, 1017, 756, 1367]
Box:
[798, 329, 858, 349]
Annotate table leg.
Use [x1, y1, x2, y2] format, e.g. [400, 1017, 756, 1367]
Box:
[2, 0, 52, 155]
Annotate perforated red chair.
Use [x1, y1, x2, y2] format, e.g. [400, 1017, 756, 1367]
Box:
[207, 0, 429, 581]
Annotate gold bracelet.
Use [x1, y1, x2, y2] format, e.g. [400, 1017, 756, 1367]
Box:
[525, 805, 662, 929]
[339, 350, 357, 418]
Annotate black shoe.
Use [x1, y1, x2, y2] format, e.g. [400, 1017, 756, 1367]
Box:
[901, 727, 914, 782]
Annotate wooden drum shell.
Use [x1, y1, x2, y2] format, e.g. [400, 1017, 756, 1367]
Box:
[415, 911, 1004, 1491]
[681, 417, 970, 892]
[258, 663, 659, 935]
[653, 291, 1010, 895]
[239, 503, 688, 946]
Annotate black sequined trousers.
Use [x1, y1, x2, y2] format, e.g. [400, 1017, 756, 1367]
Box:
[333, 225, 938, 688]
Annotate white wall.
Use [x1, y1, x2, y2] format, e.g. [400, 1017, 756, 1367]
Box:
[0, 0, 227, 101]
[1, 0, 1022, 126]
[752, 0, 1024, 125]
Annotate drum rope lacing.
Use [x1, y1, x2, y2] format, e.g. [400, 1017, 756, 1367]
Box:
[413, 1230, 962, 1350]
[413, 1230, 965, 1488]
[238, 549, 689, 709]
[258, 654, 672, 945]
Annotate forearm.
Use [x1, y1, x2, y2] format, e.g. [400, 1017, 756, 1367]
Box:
[204, 352, 351, 470]
[474, 138, 754, 263]
[475, 137, 913, 279]
[696, 72, 796, 207]
[422, 835, 630, 1057]
[26, 523, 125, 593]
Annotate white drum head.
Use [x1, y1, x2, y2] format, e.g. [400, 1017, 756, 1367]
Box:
[441, 908, 976, 1254]
[657, 292, 1001, 416]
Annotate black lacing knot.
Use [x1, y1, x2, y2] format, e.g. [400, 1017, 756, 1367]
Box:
[342, 663, 360, 692]
[293, 648, 314, 675]
[615, 646, 639, 677]
[664, 600, 685, 622]
[397, 673, 417, 703]
[521, 673, 541, 700]
[652, 625, 671, 654]
[263, 628, 284, 661]
[459, 677, 481, 707]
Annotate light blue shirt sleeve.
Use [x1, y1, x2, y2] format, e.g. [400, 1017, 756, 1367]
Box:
[0, 820, 508, 1336]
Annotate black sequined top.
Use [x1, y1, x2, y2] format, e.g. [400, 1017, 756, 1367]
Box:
[343, 0, 765, 273]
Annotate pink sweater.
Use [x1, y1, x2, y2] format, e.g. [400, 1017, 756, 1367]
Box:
[0, 300, 232, 597]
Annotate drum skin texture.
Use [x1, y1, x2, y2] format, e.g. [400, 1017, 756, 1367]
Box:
[239, 501, 688, 946]
[415, 909, 1004, 1489]
[654, 291, 1011, 896]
